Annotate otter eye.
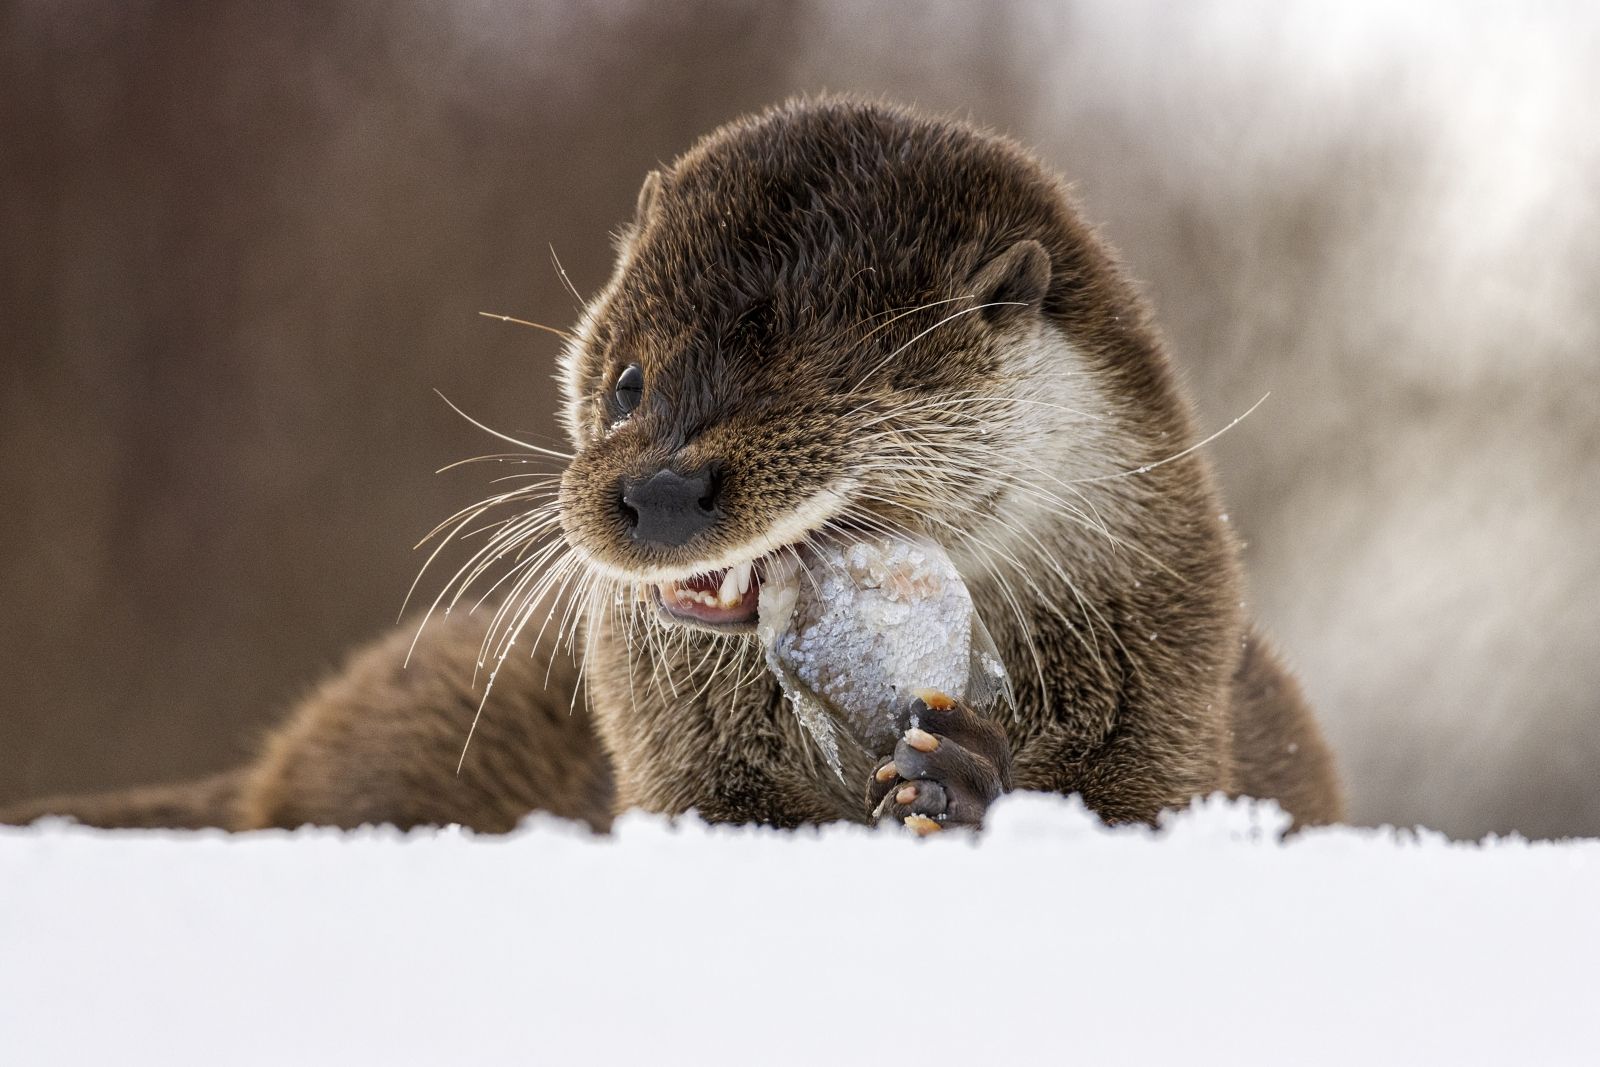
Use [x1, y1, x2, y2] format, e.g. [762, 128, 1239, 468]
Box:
[613, 363, 644, 415]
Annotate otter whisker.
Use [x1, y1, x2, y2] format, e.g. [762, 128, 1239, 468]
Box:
[454, 508, 560, 553]
[413, 485, 552, 548]
[928, 484, 1131, 674]
[819, 293, 986, 385]
[404, 495, 560, 665]
[570, 578, 610, 719]
[457, 559, 581, 769]
[476, 538, 573, 650]
[1069, 392, 1269, 485]
[478, 309, 576, 343]
[975, 393, 1104, 423]
[484, 472, 565, 487]
[843, 411, 1174, 575]
[848, 293, 975, 347]
[940, 499, 1130, 681]
[436, 453, 563, 475]
[455, 549, 600, 773]
[432, 389, 574, 461]
[552, 566, 602, 657]
[683, 632, 735, 708]
[465, 537, 566, 617]
[904, 425, 1180, 573]
[840, 422, 1127, 630]
[505, 552, 589, 665]
[723, 636, 770, 702]
[544, 567, 609, 693]
[850, 301, 1028, 390]
[619, 587, 644, 727]
[848, 388, 1102, 432]
[848, 453, 1127, 566]
[549, 244, 585, 309]
[439, 507, 564, 616]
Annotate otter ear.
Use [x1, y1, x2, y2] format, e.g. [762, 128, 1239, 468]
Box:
[969, 239, 1051, 329]
[634, 169, 666, 230]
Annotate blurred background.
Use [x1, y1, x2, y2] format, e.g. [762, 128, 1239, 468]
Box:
[2, 1, 1595, 839]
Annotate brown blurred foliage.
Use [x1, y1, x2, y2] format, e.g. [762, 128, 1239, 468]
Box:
[3, 2, 1596, 838]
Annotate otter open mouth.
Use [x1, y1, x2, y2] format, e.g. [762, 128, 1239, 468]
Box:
[646, 522, 875, 631]
[654, 560, 764, 629]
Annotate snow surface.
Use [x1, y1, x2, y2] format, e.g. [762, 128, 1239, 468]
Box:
[3, 793, 1597, 1066]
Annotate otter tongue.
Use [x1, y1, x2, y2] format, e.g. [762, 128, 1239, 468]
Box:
[757, 534, 1012, 780]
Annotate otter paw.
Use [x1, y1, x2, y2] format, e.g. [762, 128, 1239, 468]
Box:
[866, 690, 1013, 834]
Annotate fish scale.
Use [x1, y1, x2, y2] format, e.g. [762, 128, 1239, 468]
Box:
[757, 533, 1011, 778]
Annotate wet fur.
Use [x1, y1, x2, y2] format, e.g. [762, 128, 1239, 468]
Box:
[1, 98, 1340, 832]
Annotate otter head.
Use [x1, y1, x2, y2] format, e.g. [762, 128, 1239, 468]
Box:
[556, 99, 1162, 634]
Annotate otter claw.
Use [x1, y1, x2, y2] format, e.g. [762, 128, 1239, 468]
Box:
[866, 694, 1015, 833]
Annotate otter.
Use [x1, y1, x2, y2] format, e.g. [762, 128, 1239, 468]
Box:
[1, 98, 1341, 834]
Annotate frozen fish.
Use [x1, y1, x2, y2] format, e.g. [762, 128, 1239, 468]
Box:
[757, 533, 1011, 777]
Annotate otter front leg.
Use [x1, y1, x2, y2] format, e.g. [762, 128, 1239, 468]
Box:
[866, 691, 1013, 835]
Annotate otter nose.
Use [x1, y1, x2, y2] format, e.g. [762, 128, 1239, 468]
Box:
[620, 465, 720, 546]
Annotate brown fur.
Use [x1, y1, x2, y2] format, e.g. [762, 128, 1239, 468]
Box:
[1, 98, 1340, 834]
[233, 615, 613, 832]
[0, 769, 247, 830]
[1229, 630, 1342, 828]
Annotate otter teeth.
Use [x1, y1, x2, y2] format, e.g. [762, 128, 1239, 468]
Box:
[717, 562, 754, 606]
[657, 561, 758, 615]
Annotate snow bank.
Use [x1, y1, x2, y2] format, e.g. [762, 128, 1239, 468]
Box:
[3, 794, 1596, 1065]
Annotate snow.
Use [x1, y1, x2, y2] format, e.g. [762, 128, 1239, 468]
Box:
[3, 794, 1596, 1065]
